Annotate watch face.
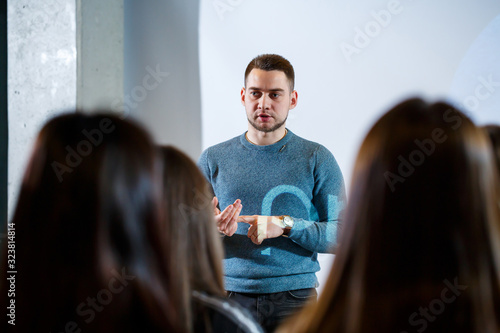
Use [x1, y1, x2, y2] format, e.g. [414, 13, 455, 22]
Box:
[284, 216, 293, 228]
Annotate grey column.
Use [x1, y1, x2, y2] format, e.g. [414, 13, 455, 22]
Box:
[7, 0, 77, 218]
[1, 1, 6, 232]
[7, 0, 125, 221]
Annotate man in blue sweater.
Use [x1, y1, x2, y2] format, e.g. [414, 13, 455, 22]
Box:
[198, 54, 345, 332]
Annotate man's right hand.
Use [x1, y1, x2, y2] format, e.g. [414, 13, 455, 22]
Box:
[212, 197, 242, 236]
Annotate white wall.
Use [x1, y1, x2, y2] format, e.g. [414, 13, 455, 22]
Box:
[199, 0, 500, 290]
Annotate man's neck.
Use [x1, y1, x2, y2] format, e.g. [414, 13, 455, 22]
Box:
[246, 127, 287, 146]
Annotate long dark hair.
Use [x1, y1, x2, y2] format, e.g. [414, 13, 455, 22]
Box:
[159, 146, 225, 333]
[1, 113, 179, 332]
[483, 124, 500, 202]
[483, 125, 500, 170]
[281, 98, 500, 332]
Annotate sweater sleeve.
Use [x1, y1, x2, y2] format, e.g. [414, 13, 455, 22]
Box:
[286, 146, 346, 254]
[198, 149, 227, 239]
[198, 149, 210, 181]
[198, 149, 219, 206]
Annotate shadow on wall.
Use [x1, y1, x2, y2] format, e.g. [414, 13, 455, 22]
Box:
[124, 0, 202, 161]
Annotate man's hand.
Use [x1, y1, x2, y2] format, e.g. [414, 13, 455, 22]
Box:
[238, 215, 285, 245]
[212, 197, 242, 236]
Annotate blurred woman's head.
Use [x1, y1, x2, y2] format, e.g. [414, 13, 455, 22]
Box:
[283, 98, 500, 333]
[2, 113, 178, 332]
[159, 145, 225, 332]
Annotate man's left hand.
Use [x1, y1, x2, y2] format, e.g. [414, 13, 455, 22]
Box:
[238, 215, 285, 245]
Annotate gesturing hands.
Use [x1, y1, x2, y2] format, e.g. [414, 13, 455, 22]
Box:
[212, 197, 242, 236]
[211, 198, 287, 244]
[238, 215, 285, 245]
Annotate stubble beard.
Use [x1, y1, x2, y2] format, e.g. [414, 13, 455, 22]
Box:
[247, 115, 288, 133]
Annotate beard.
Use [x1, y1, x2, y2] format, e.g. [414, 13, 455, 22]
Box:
[247, 115, 288, 133]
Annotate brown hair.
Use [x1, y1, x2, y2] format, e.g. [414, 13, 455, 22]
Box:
[1, 113, 179, 332]
[244, 54, 295, 92]
[483, 124, 500, 177]
[159, 146, 225, 333]
[280, 98, 500, 333]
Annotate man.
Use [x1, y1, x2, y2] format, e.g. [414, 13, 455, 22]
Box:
[198, 54, 346, 332]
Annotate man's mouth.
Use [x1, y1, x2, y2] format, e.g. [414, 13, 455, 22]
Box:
[257, 114, 272, 122]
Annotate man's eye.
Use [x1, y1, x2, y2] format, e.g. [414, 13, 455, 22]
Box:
[251, 92, 261, 97]
[271, 93, 280, 98]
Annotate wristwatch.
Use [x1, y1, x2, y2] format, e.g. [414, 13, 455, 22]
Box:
[280, 215, 294, 237]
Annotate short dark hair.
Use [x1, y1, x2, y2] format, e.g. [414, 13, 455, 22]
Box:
[244, 54, 295, 92]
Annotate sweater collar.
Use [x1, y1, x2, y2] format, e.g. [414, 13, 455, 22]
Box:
[240, 128, 294, 151]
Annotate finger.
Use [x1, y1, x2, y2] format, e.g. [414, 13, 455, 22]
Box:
[238, 215, 255, 224]
[225, 219, 237, 236]
[219, 205, 235, 232]
[249, 225, 262, 245]
[212, 197, 220, 215]
[223, 221, 237, 236]
[249, 232, 259, 245]
[229, 203, 243, 224]
[226, 222, 238, 236]
[218, 199, 240, 229]
[247, 224, 257, 238]
[251, 228, 263, 245]
[225, 204, 241, 235]
[228, 199, 243, 220]
[219, 204, 234, 221]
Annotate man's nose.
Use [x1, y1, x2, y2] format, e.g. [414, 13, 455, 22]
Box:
[258, 95, 270, 109]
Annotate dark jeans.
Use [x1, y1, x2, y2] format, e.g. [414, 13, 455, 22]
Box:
[227, 288, 317, 333]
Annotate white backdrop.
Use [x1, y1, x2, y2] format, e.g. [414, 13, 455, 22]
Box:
[199, 0, 500, 291]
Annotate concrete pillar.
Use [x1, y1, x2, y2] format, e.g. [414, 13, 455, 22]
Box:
[0, 2, 6, 231]
[7, 0, 77, 218]
[7, 0, 200, 222]
[7, 0, 124, 221]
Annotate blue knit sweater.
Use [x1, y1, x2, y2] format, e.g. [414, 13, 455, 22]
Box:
[198, 129, 346, 293]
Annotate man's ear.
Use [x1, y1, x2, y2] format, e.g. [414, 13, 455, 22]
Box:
[290, 90, 298, 109]
[241, 87, 246, 106]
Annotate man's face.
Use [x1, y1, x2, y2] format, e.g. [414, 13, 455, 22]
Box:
[241, 69, 298, 133]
